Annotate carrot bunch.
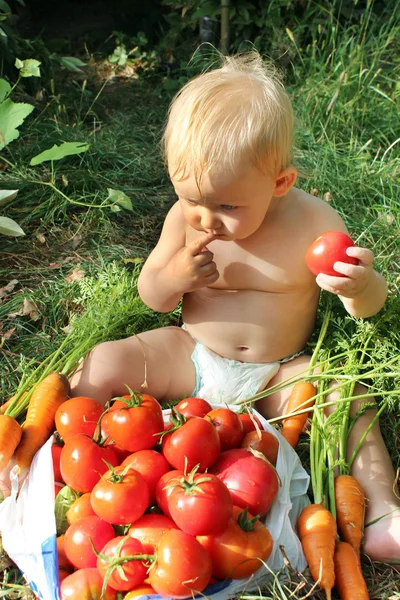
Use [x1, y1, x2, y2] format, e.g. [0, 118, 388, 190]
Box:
[0, 372, 70, 476]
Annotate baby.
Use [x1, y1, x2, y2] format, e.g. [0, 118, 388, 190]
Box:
[71, 51, 399, 562]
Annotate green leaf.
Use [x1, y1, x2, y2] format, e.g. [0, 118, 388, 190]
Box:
[107, 188, 133, 212]
[0, 189, 18, 206]
[0, 1, 10, 15]
[0, 216, 25, 236]
[14, 58, 41, 78]
[0, 78, 11, 102]
[0, 98, 34, 150]
[30, 141, 90, 165]
[59, 56, 87, 73]
[54, 485, 81, 536]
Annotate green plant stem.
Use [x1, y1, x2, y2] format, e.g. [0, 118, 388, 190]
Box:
[347, 401, 387, 470]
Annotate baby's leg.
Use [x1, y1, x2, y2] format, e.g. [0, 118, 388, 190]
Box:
[70, 326, 197, 405]
[257, 357, 400, 563]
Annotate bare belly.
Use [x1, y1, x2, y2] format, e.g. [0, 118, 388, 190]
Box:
[182, 287, 319, 362]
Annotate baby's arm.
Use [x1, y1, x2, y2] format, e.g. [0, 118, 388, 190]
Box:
[317, 247, 388, 318]
[308, 197, 388, 318]
[138, 202, 218, 312]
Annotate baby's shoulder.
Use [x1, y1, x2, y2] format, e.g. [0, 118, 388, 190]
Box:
[289, 187, 348, 236]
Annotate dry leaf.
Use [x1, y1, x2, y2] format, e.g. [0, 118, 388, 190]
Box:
[2, 327, 16, 341]
[71, 234, 83, 250]
[310, 188, 319, 196]
[65, 268, 85, 283]
[0, 279, 19, 299]
[8, 298, 40, 321]
[48, 262, 63, 269]
[323, 192, 332, 202]
[61, 175, 69, 187]
[62, 324, 73, 335]
[36, 232, 46, 244]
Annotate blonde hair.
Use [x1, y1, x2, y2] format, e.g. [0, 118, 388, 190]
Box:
[163, 51, 294, 183]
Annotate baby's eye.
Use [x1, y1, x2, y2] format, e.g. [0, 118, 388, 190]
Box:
[185, 198, 198, 205]
[221, 204, 236, 211]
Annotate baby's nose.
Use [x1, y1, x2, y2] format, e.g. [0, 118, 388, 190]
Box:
[200, 208, 220, 231]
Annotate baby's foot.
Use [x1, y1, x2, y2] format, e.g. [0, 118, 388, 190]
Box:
[363, 508, 400, 564]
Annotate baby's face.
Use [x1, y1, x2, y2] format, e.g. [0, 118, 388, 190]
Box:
[172, 166, 281, 241]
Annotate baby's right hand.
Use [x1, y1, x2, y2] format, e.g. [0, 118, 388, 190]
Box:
[167, 232, 219, 293]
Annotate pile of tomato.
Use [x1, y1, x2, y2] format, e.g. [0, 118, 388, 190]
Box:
[52, 393, 280, 599]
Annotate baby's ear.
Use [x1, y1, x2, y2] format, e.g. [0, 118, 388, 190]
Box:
[273, 167, 297, 197]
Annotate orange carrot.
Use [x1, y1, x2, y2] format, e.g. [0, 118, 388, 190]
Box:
[334, 541, 369, 600]
[281, 381, 316, 448]
[1, 392, 27, 415]
[0, 415, 22, 472]
[15, 373, 70, 473]
[298, 503, 337, 600]
[335, 474, 365, 562]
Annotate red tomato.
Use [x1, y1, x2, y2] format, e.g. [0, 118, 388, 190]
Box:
[120, 449, 170, 505]
[128, 513, 178, 552]
[97, 535, 148, 591]
[210, 448, 279, 517]
[205, 407, 244, 450]
[197, 505, 273, 579]
[100, 410, 131, 462]
[154, 469, 182, 518]
[63, 515, 115, 569]
[166, 469, 233, 536]
[175, 397, 212, 418]
[55, 397, 104, 441]
[66, 493, 95, 525]
[60, 433, 118, 493]
[56, 534, 74, 571]
[162, 416, 220, 472]
[51, 443, 64, 482]
[108, 393, 164, 452]
[124, 584, 156, 599]
[148, 529, 212, 598]
[237, 411, 263, 435]
[58, 568, 71, 586]
[54, 482, 64, 497]
[60, 568, 117, 600]
[240, 430, 279, 465]
[305, 230, 358, 277]
[90, 465, 149, 525]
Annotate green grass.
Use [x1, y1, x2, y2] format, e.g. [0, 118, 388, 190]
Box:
[1, 1, 400, 598]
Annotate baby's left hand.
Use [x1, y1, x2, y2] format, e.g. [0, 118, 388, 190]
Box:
[316, 246, 375, 298]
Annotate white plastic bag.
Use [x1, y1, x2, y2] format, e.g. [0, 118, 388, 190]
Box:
[0, 406, 310, 600]
[0, 436, 59, 600]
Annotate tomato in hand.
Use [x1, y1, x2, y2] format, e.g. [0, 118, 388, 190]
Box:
[55, 396, 104, 441]
[148, 529, 212, 598]
[165, 468, 233, 536]
[120, 449, 170, 505]
[108, 392, 164, 452]
[162, 415, 220, 472]
[90, 464, 149, 525]
[97, 535, 148, 591]
[63, 515, 115, 569]
[60, 433, 118, 493]
[205, 407, 244, 450]
[128, 513, 178, 552]
[197, 505, 273, 579]
[175, 397, 212, 418]
[60, 568, 117, 600]
[210, 448, 279, 517]
[305, 230, 358, 277]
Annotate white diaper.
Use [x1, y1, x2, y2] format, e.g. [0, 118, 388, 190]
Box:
[190, 340, 281, 404]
